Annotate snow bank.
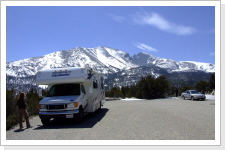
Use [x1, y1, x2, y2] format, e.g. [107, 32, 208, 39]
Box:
[163, 97, 179, 99]
[120, 98, 143, 101]
[120, 95, 215, 101]
[121, 97, 179, 101]
[205, 95, 215, 100]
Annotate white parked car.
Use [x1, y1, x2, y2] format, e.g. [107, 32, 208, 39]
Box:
[181, 90, 206, 100]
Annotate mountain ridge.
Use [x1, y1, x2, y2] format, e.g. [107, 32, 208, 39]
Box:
[6, 46, 215, 78]
[6, 46, 215, 92]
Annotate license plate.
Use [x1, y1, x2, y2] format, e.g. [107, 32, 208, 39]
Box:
[66, 114, 74, 118]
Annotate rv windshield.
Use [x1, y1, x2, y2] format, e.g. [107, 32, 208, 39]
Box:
[46, 84, 80, 97]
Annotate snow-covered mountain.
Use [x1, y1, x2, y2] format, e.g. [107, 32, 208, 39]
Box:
[6, 47, 214, 77]
[6, 47, 137, 77]
[131, 52, 215, 73]
[6, 46, 215, 92]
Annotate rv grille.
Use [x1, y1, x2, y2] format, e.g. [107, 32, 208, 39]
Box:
[47, 104, 67, 110]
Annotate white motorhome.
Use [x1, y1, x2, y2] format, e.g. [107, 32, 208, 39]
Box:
[35, 67, 105, 125]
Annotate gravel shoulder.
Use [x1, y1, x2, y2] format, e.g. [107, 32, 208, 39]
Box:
[6, 98, 215, 140]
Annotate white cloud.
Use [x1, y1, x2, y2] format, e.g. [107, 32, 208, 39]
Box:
[133, 12, 196, 35]
[108, 14, 126, 23]
[134, 42, 158, 52]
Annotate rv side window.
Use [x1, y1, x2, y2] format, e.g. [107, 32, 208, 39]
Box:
[93, 80, 98, 89]
[81, 85, 86, 94]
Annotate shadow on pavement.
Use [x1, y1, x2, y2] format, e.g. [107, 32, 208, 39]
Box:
[33, 108, 109, 130]
[14, 128, 25, 132]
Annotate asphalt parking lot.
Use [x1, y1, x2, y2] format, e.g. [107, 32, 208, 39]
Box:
[6, 98, 215, 141]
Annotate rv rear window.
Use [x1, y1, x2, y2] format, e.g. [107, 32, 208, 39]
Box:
[46, 84, 80, 97]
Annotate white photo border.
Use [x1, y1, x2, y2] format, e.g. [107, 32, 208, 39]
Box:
[1, 0, 221, 146]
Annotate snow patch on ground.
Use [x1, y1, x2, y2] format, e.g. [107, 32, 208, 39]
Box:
[120, 95, 215, 101]
[120, 98, 143, 101]
[205, 95, 215, 100]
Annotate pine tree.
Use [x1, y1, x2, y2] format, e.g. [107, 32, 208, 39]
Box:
[155, 75, 170, 98]
[196, 80, 209, 92]
[6, 88, 18, 130]
[209, 73, 215, 91]
[26, 88, 39, 116]
[136, 75, 169, 99]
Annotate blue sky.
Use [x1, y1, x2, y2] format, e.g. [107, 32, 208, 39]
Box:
[6, 6, 215, 64]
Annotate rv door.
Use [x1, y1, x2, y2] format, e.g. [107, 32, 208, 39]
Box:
[89, 86, 93, 93]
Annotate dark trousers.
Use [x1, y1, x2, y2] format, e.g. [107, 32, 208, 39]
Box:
[18, 108, 31, 129]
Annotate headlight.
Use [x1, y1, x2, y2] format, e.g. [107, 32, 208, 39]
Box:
[67, 102, 78, 108]
[39, 104, 46, 109]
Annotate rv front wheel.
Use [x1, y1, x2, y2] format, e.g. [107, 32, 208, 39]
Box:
[77, 107, 84, 123]
[41, 118, 50, 126]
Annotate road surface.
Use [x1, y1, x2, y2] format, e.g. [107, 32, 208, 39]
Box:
[6, 98, 215, 140]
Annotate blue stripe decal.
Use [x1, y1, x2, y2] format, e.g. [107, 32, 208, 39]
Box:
[87, 73, 94, 80]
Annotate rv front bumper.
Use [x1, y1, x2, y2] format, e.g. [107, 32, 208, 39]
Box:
[39, 109, 79, 119]
[39, 109, 79, 115]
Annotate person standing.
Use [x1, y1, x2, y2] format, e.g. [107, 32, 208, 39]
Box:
[16, 92, 32, 130]
[175, 88, 179, 97]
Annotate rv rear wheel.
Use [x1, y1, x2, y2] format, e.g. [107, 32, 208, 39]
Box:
[97, 101, 102, 112]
